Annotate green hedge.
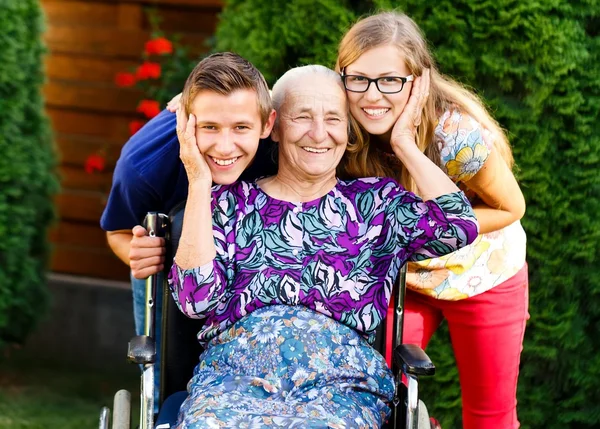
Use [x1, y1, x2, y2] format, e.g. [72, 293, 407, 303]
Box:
[215, 0, 374, 85]
[0, 1, 59, 347]
[215, 0, 600, 427]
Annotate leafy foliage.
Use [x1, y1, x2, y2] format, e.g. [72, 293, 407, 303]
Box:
[0, 1, 59, 346]
[214, 0, 375, 85]
[215, 0, 600, 427]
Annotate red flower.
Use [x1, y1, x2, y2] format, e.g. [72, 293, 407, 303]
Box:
[129, 120, 146, 136]
[136, 62, 161, 80]
[145, 37, 173, 56]
[84, 153, 106, 174]
[114, 72, 137, 87]
[137, 100, 161, 119]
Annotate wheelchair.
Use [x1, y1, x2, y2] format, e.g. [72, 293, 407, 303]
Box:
[99, 204, 438, 429]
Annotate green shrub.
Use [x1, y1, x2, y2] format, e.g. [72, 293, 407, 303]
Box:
[0, 1, 59, 346]
[394, 2, 600, 427]
[214, 0, 375, 85]
[215, 0, 600, 427]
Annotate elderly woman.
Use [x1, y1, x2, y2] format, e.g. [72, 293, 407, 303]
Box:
[168, 65, 478, 429]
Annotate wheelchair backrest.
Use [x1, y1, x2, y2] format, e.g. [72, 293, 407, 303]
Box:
[158, 201, 204, 404]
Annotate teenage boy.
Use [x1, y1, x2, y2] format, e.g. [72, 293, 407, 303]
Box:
[100, 52, 277, 404]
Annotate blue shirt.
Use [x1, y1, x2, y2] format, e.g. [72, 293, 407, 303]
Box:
[100, 109, 277, 231]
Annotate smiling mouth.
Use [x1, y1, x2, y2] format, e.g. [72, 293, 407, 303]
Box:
[302, 147, 329, 154]
[210, 156, 239, 166]
[362, 108, 390, 117]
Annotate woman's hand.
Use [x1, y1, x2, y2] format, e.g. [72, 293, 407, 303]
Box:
[176, 106, 212, 186]
[386, 69, 460, 200]
[174, 108, 217, 270]
[167, 93, 183, 112]
[390, 68, 430, 150]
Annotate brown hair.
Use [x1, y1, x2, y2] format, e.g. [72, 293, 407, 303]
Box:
[335, 12, 514, 192]
[181, 52, 272, 126]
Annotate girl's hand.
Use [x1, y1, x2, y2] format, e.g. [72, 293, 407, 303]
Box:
[176, 106, 212, 186]
[390, 68, 430, 150]
[167, 93, 183, 112]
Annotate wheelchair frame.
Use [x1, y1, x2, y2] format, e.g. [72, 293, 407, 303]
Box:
[101, 207, 437, 429]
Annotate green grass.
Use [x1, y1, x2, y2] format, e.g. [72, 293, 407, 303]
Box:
[0, 350, 139, 428]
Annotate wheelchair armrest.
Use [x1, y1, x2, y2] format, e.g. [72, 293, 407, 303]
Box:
[127, 335, 156, 365]
[394, 343, 436, 376]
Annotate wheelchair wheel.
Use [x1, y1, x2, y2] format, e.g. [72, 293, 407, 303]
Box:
[111, 389, 131, 429]
[417, 399, 431, 428]
[99, 406, 110, 429]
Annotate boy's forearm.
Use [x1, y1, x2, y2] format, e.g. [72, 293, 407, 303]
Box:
[106, 230, 133, 265]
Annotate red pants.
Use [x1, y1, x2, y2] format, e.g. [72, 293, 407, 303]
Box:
[402, 265, 529, 429]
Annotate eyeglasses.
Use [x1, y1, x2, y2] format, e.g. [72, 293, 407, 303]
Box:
[341, 74, 414, 94]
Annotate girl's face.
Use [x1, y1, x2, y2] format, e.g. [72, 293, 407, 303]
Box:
[344, 44, 413, 139]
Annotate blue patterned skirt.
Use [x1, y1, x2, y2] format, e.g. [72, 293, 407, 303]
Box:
[175, 305, 395, 428]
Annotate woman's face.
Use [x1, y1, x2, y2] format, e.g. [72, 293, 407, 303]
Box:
[344, 44, 413, 139]
[272, 74, 348, 181]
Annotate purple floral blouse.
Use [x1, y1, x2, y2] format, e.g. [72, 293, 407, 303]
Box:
[168, 177, 478, 344]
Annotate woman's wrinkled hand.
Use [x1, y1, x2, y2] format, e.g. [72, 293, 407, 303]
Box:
[166, 93, 182, 112]
[176, 106, 212, 186]
[390, 68, 430, 150]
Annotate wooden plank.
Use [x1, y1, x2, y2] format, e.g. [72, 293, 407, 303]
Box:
[44, 25, 209, 59]
[69, 0, 223, 7]
[49, 220, 109, 248]
[143, 8, 219, 33]
[45, 54, 140, 84]
[42, 0, 118, 27]
[117, 3, 144, 30]
[55, 134, 123, 168]
[56, 190, 107, 223]
[58, 165, 114, 194]
[41, 0, 220, 28]
[137, 0, 223, 6]
[44, 81, 141, 114]
[44, 25, 152, 59]
[51, 244, 130, 281]
[46, 108, 139, 140]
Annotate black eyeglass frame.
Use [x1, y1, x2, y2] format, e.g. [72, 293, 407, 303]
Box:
[341, 73, 415, 94]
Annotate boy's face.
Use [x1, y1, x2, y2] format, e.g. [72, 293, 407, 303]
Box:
[189, 89, 274, 185]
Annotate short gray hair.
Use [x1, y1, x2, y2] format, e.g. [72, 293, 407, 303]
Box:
[271, 65, 344, 121]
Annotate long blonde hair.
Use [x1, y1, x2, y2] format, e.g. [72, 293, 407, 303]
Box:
[335, 12, 514, 192]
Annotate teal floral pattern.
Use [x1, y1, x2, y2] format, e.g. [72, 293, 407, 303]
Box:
[168, 177, 478, 345]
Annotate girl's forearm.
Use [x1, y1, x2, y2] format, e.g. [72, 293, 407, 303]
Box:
[473, 204, 520, 234]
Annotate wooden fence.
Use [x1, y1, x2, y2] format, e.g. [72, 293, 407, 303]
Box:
[42, 0, 222, 280]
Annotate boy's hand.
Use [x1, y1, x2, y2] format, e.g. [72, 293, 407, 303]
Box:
[166, 93, 182, 112]
[129, 225, 166, 279]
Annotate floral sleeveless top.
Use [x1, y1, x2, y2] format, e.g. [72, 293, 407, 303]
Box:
[168, 178, 478, 344]
[406, 109, 527, 300]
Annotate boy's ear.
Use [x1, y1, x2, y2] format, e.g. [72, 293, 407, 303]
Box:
[261, 109, 277, 139]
